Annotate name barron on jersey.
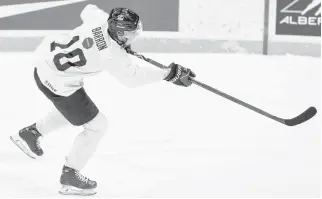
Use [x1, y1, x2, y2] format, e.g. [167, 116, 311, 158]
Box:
[33, 4, 169, 97]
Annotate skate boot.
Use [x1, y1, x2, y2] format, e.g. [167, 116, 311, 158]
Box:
[59, 165, 97, 196]
[10, 123, 43, 159]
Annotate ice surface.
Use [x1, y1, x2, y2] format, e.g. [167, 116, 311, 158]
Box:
[0, 52, 320, 197]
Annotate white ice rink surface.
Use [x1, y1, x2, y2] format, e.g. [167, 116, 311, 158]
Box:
[0, 53, 320, 198]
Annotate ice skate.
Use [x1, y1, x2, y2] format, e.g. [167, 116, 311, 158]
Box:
[59, 165, 97, 196]
[10, 123, 43, 159]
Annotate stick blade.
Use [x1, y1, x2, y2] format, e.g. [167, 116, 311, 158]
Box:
[283, 107, 317, 126]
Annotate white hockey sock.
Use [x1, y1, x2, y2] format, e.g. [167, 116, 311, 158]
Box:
[36, 107, 72, 136]
[65, 112, 108, 171]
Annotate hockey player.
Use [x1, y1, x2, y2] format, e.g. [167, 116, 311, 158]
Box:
[10, 4, 196, 196]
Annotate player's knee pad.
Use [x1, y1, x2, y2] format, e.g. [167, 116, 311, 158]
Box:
[83, 112, 108, 139]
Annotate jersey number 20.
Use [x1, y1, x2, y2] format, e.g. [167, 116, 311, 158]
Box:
[50, 36, 87, 71]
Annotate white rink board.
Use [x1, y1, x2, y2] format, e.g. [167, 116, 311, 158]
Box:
[178, 0, 320, 56]
[179, 0, 320, 44]
[179, 0, 264, 40]
[0, 52, 320, 198]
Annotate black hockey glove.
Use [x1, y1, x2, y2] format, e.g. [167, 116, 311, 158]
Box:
[164, 63, 196, 87]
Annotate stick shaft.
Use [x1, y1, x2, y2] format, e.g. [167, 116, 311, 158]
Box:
[190, 78, 284, 124]
[129, 50, 282, 122]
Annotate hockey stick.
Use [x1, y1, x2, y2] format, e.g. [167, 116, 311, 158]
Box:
[189, 78, 317, 126]
[126, 49, 317, 126]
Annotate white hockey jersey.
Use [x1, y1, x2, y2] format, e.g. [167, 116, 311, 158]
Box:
[34, 4, 169, 96]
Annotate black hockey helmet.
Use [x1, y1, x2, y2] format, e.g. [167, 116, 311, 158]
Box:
[108, 7, 142, 47]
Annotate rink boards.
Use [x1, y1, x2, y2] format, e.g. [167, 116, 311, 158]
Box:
[0, 31, 320, 57]
[0, 0, 320, 56]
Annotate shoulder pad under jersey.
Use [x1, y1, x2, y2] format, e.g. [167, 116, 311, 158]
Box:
[80, 4, 109, 23]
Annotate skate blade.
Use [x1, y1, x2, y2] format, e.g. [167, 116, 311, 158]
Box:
[59, 185, 97, 196]
[10, 134, 36, 159]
